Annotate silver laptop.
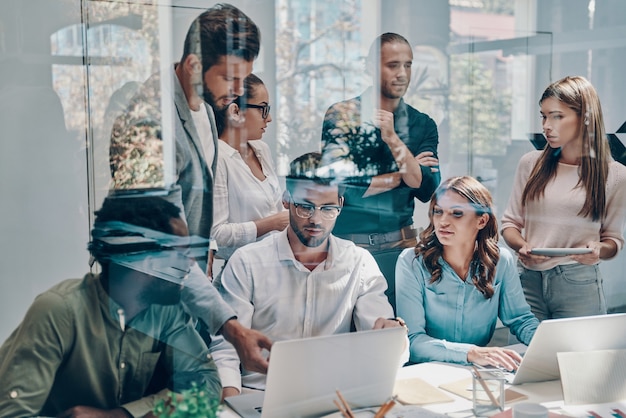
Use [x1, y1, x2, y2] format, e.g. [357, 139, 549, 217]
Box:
[225, 327, 407, 418]
[509, 313, 626, 384]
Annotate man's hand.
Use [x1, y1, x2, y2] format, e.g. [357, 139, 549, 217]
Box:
[467, 346, 523, 371]
[221, 319, 273, 374]
[372, 109, 433, 189]
[373, 317, 409, 354]
[373, 317, 407, 330]
[222, 386, 241, 400]
[374, 109, 397, 143]
[374, 110, 410, 169]
[363, 172, 402, 197]
[57, 406, 130, 418]
[414, 151, 439, 172]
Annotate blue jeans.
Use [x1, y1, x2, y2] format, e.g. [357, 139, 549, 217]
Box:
[518, 262, 606, 321]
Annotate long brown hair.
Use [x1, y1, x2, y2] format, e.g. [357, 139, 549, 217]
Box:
[522, 76, 610, 221]
[415, 176, 500, 298]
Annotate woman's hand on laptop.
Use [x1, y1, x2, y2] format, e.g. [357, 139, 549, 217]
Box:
[467, 346, 523, 371]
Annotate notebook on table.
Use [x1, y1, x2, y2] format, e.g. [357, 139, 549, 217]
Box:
[225, 326, 407, 418]
[503, 313, 626, 385]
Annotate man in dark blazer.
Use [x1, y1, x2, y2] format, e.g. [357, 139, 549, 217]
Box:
[109, 3, 273, 377]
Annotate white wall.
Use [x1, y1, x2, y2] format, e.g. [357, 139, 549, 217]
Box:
[0, 0, 89, 342]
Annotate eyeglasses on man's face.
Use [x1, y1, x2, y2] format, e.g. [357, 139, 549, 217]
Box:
[246, 103, 271, 119]
[291, 201, 342, 220]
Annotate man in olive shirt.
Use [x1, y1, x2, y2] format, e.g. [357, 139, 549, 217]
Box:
[0, 196, 221, 418]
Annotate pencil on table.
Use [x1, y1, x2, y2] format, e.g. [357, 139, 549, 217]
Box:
[333, 399, 350, 418]
[335, 390, 355, 418]
[472, 366, 501, 409]
[373, 397, 397, 418]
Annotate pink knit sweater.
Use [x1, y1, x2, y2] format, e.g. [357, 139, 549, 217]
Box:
[501, 150, 626, 271]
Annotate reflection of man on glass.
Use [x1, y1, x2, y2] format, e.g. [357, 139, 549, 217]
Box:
[321, 32, 440, 311]
[0, 196, 221, 418]
[109, 3, 273, 379]
[110, 3, 260, 243]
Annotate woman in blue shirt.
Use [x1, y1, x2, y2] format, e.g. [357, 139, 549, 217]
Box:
[396, 176, 539, 370]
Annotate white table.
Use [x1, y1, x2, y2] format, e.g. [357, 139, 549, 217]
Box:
[394, 362, 564, 417]
[218, 362, 565, 417]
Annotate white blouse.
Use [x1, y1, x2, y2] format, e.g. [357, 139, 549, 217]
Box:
[212, 139, 285, 260]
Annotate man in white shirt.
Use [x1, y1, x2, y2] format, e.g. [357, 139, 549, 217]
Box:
[212, 152, 406, 398]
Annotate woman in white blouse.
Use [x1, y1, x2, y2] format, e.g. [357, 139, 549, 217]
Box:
[212, 73, 288, 264]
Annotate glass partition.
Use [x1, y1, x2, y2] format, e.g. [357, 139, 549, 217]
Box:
[2, 0, 626, 371]
[74, 0, 625, 312]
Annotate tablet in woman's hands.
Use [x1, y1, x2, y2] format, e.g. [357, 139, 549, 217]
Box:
[529, 248, 593, 257]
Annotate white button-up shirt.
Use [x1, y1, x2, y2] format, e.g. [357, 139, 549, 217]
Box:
[210, 229, 395, 390]
[212, 140, 285, 260]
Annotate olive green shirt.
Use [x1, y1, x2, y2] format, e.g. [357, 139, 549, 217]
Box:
[0, 274, 221, 417]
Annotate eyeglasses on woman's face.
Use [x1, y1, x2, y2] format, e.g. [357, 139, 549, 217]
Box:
[246, 102, 271, 119]
[291, 201, 342, 220]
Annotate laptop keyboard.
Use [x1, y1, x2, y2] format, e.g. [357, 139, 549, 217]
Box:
[475, 365, 517, 383]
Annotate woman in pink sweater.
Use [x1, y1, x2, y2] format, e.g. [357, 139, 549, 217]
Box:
[501, 75, 626, 320]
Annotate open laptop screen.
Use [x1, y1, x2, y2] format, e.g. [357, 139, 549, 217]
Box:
[512, 313, 626, 385]
[226, 327, 407, 418]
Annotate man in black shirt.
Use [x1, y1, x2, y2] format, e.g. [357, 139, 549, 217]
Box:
[321, 32, 440, 311]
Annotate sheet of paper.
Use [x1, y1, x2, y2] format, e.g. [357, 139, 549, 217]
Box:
[439, 377, 528, 403]
[558, 349, 626, 405]
[393, 377, 454, 405]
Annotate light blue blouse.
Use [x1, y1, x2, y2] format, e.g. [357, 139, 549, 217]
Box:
[395, 247, 539, 364]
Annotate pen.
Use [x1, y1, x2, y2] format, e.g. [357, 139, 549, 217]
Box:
[117, 308, 125, 331]
[472, 366, 501, 410]
[613, 409, 626, 418]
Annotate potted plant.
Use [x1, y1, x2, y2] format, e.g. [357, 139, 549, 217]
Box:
[153, 382, 221, 418]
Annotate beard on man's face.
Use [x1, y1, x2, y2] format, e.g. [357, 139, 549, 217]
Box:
[202, 84, 228, 112]
[291, 219, 332, 248]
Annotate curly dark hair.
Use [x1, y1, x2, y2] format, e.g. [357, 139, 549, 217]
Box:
[88, 195, 182, 275]
[415, 176, 500, 298]
[92, 195, 181, 234]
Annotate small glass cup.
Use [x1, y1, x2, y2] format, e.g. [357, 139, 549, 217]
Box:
[513, 402, 549, 418]
[472, 369, 506, 417]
